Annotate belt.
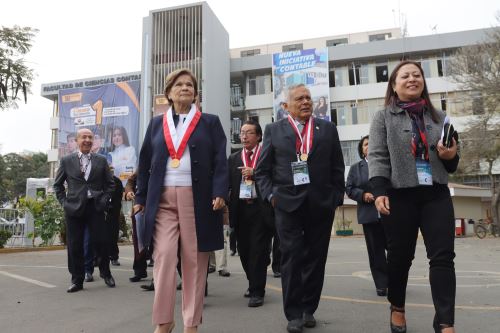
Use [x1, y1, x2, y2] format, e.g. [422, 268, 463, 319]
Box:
[241, 199, 255, 204]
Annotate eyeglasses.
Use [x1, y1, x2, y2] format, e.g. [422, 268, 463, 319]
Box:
[239, 131, 257, 136]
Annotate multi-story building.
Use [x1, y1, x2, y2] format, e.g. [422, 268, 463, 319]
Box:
[42, 2, 497, 187]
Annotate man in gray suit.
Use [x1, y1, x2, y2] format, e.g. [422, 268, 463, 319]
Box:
[256, 84, 345, 333]
[54, 128, 116, 292]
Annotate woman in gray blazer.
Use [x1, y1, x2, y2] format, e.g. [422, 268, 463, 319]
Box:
[369, 61, 458, 333]
[346, 135, 387, 297]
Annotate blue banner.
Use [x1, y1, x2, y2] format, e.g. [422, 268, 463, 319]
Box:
[272, 48, 331, 121]
[58, 80, 141, 186]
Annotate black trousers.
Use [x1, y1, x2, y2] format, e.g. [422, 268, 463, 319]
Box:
[274, 201, 334, 321]
[362, 222, 388, 290]
[236, 201, 274, 297]
[65, 199, 111, 285]
[271, 232, 281, 274]
[106, 208, 121, 260]
[131, 216, 148, 276]
[383, 184, 456, 325]
[229, 229, 237, 253]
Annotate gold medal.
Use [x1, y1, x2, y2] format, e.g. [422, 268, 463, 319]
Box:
[170, 158, 180, 168]
[244, 179, 253, 186]
[300, 153, 308, 161]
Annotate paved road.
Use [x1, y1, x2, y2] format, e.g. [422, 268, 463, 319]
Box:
[1, 236, 499, 333]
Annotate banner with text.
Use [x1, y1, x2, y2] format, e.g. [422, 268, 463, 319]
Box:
[58, 80, 141, 185]
[272, 48, 330, 121]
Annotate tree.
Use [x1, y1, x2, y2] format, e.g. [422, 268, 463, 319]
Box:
[0, 152, 49, 201]
[450, 16, 500, 225]
[0, 25, 38, 110]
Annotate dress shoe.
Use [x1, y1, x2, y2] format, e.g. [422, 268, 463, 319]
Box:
[67, 283, 83, 293]
[110, 259, 120, 266]
[286, 318, 304, 333]
[218, 269, 230, 277]
[303, 313, 316, 328]
[141, 281, 155, 291]
[230, 250, 236, 256]
[84, 273, 94, 282]
[148, 259, 155, 267]
[248, 296, 264, 307]
[129, 272, 147, 282]
[376, 288, 388, 297]
[273, 271, 281, 278]
[244, 289, 250, 298]
[208, 265, 216, 274]
[102, 275, 115, 287]
[390, 305, 407, 333]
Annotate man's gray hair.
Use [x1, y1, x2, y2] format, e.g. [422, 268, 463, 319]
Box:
[284, 84, 308, 103]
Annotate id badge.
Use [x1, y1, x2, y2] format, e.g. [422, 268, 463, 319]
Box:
[239, 181, 253, 198]
[416, 159, 432, 186]
[291, 161, 310, 186]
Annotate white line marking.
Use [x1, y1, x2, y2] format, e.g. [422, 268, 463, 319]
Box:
[0, 270, 56, 288]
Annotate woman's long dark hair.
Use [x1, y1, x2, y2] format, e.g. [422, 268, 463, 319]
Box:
[384, 60, 439, 123]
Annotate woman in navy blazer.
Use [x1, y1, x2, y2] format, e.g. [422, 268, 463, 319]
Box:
[346, 135, 388, 297]
[134, 69, 228, 333]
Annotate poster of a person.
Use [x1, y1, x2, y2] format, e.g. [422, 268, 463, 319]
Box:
[109, 126, 137, 186]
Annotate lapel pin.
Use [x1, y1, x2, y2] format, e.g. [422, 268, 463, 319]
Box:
[316, 126, 319, 129]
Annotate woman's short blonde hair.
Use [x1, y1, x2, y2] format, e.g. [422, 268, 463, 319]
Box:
[164, 68, 198, 104]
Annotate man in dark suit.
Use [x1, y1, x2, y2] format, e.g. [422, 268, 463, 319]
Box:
[54, 128, 116, 293]
[228, 120, 275, 308]
[255, 84, 345, 333]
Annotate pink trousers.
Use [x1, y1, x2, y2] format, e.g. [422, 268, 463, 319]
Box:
[152, 187, 209, 328]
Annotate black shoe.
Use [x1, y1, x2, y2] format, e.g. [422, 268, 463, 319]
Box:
[376, 288, 388, 296]
[218, 269, 230, 277]
[286, 319, 304, 333]
[208, 265, 216, 274]
[148, 259, 154, 267]
[390, 305, 407, 333]
[244, 289, 250, 298]
[248, 296, 264, 307]
[273, 271, 281, 278]
[84, 273, 94, 282]
[303, 313, 316, 328]
[141, 282, 155, 291]
[67, 283, 83, 293]
[110, 259, 120, 266]
[103, 275, 116, 288]
[230, 250, 236, 256]
[177, 281, 182, 290]
[129, 273, 147, 282]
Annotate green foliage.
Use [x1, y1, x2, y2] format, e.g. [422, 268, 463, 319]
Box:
[0, 229, 12, 248]
[0, 25, 38, 110]
[20, 194, 65, 246]
[0, 152, 49, 203]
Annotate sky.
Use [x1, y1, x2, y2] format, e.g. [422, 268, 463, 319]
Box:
[0, 0, 498, 154]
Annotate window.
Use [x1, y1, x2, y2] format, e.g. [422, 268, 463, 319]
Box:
[334, 67, 345, 86]
[375, 63, 388, 82]
[359, 64, 369, 84]
[471, 91, 484, 115]
[437, 55, 453, 77]
[333, 103, 346, 126]
[329, 70, 336, 87]
[349, 64, 360, 86]
[369, 33, 392, 42]
[230, 84, 243, 107]
[437, 59, 444, 77]
[326, 38, 348, 47]
[440, 93, 447, 111]
[248, 74, 271, 96]
[420, 59, 432, 77]
[351, 102, 358, 125]
[240, 49, 261, 57]
[341, 140, 361, 166]
[282, 43, 303, 52]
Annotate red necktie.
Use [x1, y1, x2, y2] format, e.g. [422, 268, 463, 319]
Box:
[246, 150, 253, 164]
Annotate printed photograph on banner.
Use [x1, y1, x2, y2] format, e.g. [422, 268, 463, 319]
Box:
[272, 48, 331, 121]
[57, 80, 141, 186]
